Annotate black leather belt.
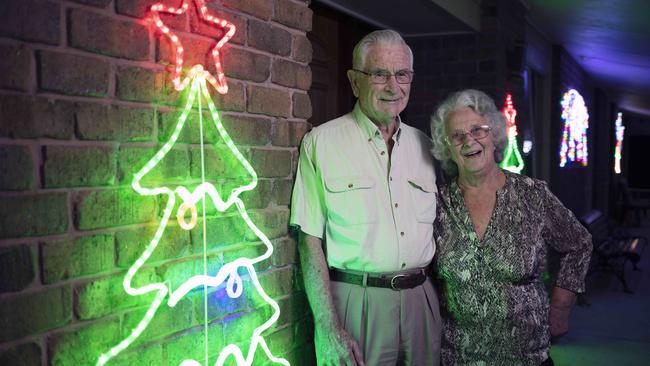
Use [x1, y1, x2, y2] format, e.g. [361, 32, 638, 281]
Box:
[329, 268, 427, 290]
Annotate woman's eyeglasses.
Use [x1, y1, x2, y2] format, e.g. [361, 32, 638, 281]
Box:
[446, 125, 491, 146]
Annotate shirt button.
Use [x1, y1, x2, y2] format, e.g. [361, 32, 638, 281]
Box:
[394, 203, 398, 208]
[400, 231, 405, 237]
[348, 183, 353, 188]
[401, 263, 406, 268]
[368, 138, 372, 142]
[380, 151, 385, 155]
[389, 176, 393, 181]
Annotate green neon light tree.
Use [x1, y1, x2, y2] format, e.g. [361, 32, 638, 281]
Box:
[97, 1, 290, 365]
[499, 94, 525, 174]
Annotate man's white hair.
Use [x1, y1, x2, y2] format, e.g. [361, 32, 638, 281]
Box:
[352, 29, 413, 70]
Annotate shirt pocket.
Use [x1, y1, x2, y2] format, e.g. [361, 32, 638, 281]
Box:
[324, 176, 377, 225]
[408, 178, 437, 224]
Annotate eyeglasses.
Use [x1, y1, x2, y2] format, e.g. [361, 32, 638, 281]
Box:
[353, 69, 414, 84]
[446, 125, 491, 146]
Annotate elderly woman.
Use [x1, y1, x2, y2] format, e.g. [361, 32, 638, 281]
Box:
[430, 89, 592, 366]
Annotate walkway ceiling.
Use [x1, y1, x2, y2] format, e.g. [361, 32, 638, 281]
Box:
[314, 0, 650, 117]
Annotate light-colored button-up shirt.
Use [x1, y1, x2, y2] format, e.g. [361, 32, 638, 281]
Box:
[290, 102, 437, 272]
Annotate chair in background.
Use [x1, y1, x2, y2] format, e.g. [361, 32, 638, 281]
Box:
[617, 176, 650, 226]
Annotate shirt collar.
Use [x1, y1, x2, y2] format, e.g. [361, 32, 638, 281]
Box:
[352, 102, 403, 142]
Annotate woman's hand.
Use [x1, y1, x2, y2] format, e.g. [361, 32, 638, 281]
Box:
[549, 286, 576, 338]
[314, 323, 365, 366]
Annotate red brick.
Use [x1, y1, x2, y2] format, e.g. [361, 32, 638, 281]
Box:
[0, 43, 31, 91]
[223, 47, 270, 82]
[0, 145, 34, 191]
[211, 79, 246, 112]
[222, 114, 272, 145]
[41, 234, 115, 284]
[115, 224, 190, 267]
[257, 266, 294, 298]
[248, 20, 292, 56]
[292, 34, 313, 63]
[271, 236, 298, 266]
[0, 0, 60, 45]
[272, 178, 294, 206]
[70, 0, 111, 7]
[105, 343, 163, 366]
[0, 193, 69, 238]
[248, 85, 291, 118]
[222, 0, 272, 20]
[191, 5, 246, 45]
[271, 59, 311, 90]
[273, 0, 313, 31]
[159, 109, 213, 144]
[74, 269, 158, 320]
[189, 145, 251, 180]
[292, 92, 312, 119]
[0, 244, 35, 293]
[69, 8, 149, 61]
[116, 66, 167, 103]
[0, 95, 75, 139]
[0, 342, 41, 366]
[47, 318, 120, 366]
[116, 0, 188, 31]
[0, 286, 71, 343]
[159, 109, 271, 145]
[43, 145, 117, 188]
[237, 178, 272, 209]
[164, 325, 224, 366]
[121, 298, 195, 347]
[190, 215, 250, 251]
[157, 33, 213, 73]
[117, 146, 190, 185]
[267, 325, 294, 356]
[250, 148, 292, 178]
[76, 104, 155, 142]
[73, 188, 158, 230]
[38, 51, 110, 97]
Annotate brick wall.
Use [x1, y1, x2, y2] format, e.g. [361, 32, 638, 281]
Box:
[0, 0, 314, 365]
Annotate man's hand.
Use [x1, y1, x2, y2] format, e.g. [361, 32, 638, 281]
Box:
[549, 286, 576, 338]
[314, 323, 365, 366]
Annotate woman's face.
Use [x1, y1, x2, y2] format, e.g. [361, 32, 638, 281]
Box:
[445, 107, 497, 177]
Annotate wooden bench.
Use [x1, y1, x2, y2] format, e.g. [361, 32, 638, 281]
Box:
[579, 210, 647, 293]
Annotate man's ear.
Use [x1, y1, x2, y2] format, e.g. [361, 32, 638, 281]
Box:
[347, 70, 360, 98]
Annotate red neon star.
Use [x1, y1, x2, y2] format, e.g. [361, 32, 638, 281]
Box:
[149, 0, 235, 93]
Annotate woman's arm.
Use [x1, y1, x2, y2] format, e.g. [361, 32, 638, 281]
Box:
[539, 182, 593, 336]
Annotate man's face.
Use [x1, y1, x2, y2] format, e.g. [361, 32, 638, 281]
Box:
[348, 44, 412, 126]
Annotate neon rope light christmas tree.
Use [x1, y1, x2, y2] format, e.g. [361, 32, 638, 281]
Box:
[614, 112, 624, 174]
[499, 93, 524, 174]
[559, 89, 589, 167]
[97, 1, 289, 365]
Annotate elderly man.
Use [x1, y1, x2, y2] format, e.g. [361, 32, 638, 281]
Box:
[290, 30, 441, 365]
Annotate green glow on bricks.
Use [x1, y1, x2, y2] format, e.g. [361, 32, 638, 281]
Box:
[96, 76, 289, 366]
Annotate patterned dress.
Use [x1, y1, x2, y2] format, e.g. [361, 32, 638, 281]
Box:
[433, 171, 592, 366]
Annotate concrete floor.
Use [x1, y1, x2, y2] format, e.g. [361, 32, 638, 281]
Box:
[550, 216, 650, 366]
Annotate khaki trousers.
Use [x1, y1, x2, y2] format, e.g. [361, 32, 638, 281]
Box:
[330, 276, 442, 365]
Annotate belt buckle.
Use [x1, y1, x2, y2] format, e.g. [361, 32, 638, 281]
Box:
[390, 274, 406, 290]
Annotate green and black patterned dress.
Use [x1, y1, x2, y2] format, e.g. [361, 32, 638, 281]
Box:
[433, 171, 592, 366]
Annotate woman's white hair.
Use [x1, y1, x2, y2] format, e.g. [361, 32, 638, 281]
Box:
[430, 89, 508, 177]
[352, 29, 413, 70]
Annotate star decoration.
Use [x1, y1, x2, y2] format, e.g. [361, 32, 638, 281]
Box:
[149, 0, 235, 93]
